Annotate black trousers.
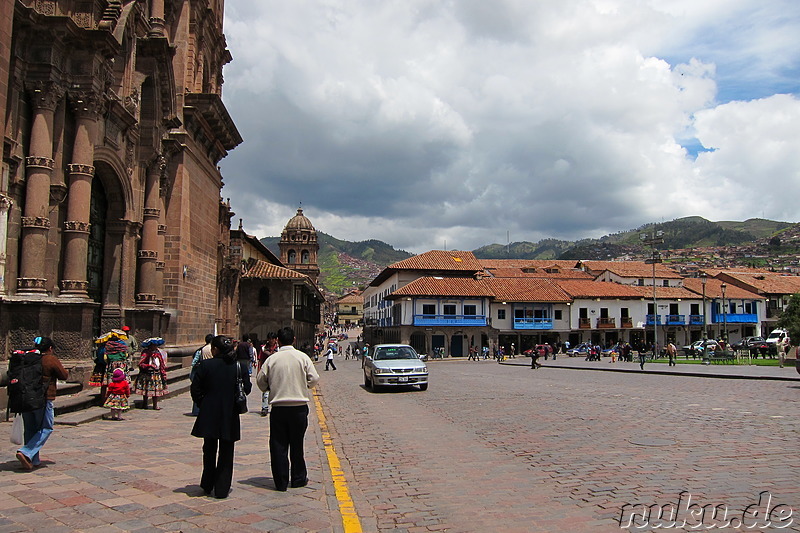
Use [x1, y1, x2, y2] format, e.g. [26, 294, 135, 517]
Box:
[269, 405, 309, 490]
[201, 438, 235, 498]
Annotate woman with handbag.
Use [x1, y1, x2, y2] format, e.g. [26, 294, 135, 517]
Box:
[190, 335, 251, 499]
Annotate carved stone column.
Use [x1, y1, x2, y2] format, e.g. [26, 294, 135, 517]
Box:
[149, 0, 165, 36]
[18, 81, 64, 294]
[136, 156, 163, 305]
[60, 90, 101, 298]
[0, 194, 12, 295]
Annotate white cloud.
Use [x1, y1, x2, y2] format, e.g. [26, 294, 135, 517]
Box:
[220, 0, 800, 254]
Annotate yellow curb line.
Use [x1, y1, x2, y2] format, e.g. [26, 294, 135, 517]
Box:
[313, 391, 362, 533]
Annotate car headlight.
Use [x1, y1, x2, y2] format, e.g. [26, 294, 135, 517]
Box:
[420, 366, 427, 373]
[373, 367, 391, 374]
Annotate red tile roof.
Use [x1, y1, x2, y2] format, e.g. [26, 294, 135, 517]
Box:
[682, 277, 765, 300]
[487, 278, 571, 303]
[586, 261, 683, 279]
[717, 272, 800, 296]
[242, 258, 309, 280]
[555, 280, 644, 299]
[337, 293, 363, 304]
[390, 250, 484, 272]
[388, 277, 494, 298]
[626, 286, 702, 300]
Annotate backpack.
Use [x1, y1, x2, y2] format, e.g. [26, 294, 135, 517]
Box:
[7, 350, 46, 413]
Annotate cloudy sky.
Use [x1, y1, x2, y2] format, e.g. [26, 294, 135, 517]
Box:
[220, 0, 800, 254]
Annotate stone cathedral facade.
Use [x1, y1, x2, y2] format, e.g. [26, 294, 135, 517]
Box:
[0, 0, 242, 360]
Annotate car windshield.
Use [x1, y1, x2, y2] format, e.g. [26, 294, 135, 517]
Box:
[766, 332, 782, 340]
[373, 347, 419, 360]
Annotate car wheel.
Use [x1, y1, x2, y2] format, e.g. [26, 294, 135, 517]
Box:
[419, 383, 428, 391]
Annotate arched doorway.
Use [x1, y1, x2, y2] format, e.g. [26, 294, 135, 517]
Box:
[88, 177, 107, 335]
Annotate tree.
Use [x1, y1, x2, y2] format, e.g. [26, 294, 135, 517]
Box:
[776, 293, 800, 346]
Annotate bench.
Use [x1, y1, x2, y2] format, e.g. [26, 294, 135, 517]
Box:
[708, 350, 737, 364]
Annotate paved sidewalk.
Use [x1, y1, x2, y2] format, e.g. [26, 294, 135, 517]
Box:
[0, 367, 343, 533]
[501, 355, 800, 381]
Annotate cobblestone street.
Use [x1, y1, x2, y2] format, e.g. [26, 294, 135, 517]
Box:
[317, 357, 800, 532]
[1, 356, 799, 532]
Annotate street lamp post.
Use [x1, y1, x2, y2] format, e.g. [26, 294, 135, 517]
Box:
[641, 230, 664, 356]
[721, 282, 728, 344]
[701, 273, 709, 364]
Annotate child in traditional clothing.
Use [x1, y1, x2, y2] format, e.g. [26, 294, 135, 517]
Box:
[134, 338, 168, 410]
[104, 368, 131, 420]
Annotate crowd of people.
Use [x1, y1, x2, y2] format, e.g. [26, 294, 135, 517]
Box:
[3, 325, 333, 498]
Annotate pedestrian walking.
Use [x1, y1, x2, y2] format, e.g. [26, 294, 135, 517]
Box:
[778, 335, 789, 368]
[190, 335, 252, 499]
[258, 332, 278, 416]
[256, 327, 320, 491]
[638, 348, 647, 370]
[190, 334, 215, 416]
[666, 341, 677, 367]
[134, 338, 168, 410]
[103, 368, 131, 420]
[10, 336, 69, 470]
[324, 344, 337, 371]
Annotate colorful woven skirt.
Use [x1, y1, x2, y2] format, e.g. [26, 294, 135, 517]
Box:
[103, 393, 130, 410]
[134, 371, 168, 397]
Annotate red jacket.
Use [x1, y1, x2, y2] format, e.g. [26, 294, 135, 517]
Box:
[106, 380, 130, 397]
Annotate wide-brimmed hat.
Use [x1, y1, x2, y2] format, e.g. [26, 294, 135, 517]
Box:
[112, 368, 126, 382]
[141, 337, 165, 348]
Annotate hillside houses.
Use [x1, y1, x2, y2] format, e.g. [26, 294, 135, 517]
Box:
[361, 251, 785, 357]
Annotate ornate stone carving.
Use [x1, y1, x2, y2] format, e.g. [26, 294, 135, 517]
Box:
[98, 0, 122, 30]
[60, 280, 89, 292]
[66, 163, 95, 177]
[157, 224, 167, 234]
[124, 88, 139, 115]
[136, 293, 158, 303]
[138, 250, 158, 259]
[68, 89, 104, 118]
[34, 1, 56, 16]
[17, 277, 47, 291]
[0, 194, 13, 210]
[26, 81, 64, 111]
[64, 220, 91, 233]
[156, 261, 165, 271]
[49, 183, 68, 204]
[26, 156, 55, 170]
[21, 216, 51, 229]
[143, 207, 160, 218]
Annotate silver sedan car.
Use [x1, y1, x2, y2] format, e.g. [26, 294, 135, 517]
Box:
[363, 344, 428, 391]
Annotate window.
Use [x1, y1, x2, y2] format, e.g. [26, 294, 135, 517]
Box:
[638, 279, 644, 286]
[287, 250, 296, 264]
[670, 303, 679, 315]
[464, 304, 477, 316]
[443, 304, 456, 315]
[663, 279, 669, 287]
[554, 310, 562, 320]
[690, 303, 700, 314]
[579, 308, 588, 318]
[600, 308, 609, 318]
[422, 304, 436, 316]
[744, 301, 755, 314]
[498, 309, 506, 320]
[301, 250, 310, 264]
[621, 307, 629, 318]
[258, 287, 270, 307]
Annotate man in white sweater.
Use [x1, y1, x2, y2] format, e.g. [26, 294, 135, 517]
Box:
[256, 327, 320, 491]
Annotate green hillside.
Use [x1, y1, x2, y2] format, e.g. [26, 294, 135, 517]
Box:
[260, 232, 411, 294]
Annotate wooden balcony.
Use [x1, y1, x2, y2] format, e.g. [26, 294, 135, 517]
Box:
[578, 317, 591, 329]
[621, 318, 633, 328]
[597, 317, 616, 329]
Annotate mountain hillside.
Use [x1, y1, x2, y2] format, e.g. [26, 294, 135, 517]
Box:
[475, 217, 794, 261]
[260, 232, 412, 294]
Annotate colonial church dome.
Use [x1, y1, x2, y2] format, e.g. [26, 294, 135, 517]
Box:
[284, 208, 315, 231]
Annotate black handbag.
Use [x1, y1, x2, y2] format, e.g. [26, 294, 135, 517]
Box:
[235, 362, 248, 414]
